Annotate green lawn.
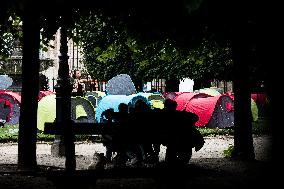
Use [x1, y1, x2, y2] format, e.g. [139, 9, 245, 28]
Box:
[0, 117, 271, 143]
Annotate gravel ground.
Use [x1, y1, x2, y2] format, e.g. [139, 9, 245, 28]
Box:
[0, 135, 272, 169]
[0, 135, 275, 189]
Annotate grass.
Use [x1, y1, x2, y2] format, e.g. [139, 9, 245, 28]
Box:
[0, 117, 271, 143]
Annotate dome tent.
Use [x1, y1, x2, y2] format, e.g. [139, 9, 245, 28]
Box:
[95, 94, 151, 123]
[175, 93, 234, 128]
[137, 92, 165, 109]
[38, 90, 54, 101]
[37, 94, 96, 131]
[0, 98, 12, 125]
[0, 91, 21, 125]
[85, 91, 106, 108]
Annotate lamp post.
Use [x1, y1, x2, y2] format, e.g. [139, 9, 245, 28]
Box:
[51, 15, 76, 172]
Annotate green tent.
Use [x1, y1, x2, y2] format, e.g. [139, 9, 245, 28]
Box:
[37, 94, 96, 131]
[136, 92, 165, 109]
[198, 87, 222, 96]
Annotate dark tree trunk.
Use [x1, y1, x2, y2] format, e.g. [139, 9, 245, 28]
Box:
[18, 5, 40, 171]
[165, 78, 179, 92]
[134, 80, 143, 92]
[231, 6, 255, 160]
[193, 78, 211, 91]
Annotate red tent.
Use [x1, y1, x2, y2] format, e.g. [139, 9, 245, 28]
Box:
[0, 98, 12, 125]
[175, 92, 234, 128]
[0, 91, 21, 125]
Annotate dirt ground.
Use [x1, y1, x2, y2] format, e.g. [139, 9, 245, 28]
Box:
[0, 135, 277, 189]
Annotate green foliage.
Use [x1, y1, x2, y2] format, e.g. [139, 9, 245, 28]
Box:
[252, 117, 271, 136]
[73, 11, 233, 83]
[0, 124, 100, 143]
[197, 127, 234, 137]
[0, 125, 19, 142]
[223, 145, 234, 158]
[0, 14, 22, 61]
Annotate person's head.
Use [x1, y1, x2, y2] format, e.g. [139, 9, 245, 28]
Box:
[164, 99, 177, 110]
[118, 103, 128, 113]
[134, 100, 149, 112]
[72, 70, 81, 79]
[103, 108, 114, 120]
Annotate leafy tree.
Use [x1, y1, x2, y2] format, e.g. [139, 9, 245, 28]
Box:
[72, 10, 233, 89]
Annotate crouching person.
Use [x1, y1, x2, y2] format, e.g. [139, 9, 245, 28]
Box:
[163, 100, 204, 165]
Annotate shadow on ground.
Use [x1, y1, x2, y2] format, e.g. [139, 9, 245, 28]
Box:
[0, 158, 277, 189]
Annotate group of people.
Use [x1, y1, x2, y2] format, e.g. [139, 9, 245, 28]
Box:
[100, 98, 205, 167]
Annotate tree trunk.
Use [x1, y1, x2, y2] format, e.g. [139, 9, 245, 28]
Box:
[165, 78, 179, 92]
[231, 7, 255, 160]
[134, 80, 143, 92]
[18, 5, 40, 171]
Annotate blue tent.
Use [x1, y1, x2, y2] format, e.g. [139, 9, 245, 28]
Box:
[95, 94, 151, 123]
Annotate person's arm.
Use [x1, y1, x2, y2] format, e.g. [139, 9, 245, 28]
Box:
[80, 78, 92, 83]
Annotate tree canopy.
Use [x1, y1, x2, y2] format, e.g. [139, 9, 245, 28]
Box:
[0, 0, 265, 85]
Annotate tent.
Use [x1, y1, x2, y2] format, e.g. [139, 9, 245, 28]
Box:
[85, 91, 106, 108]
[105, 74, 136, 95]
[0, 75, 13, 90]
[137, 92, 165, 109]
[175, 93, 234, 128]
[163, 92, 183, 100]
[198, 89, 258, 122]
[38, 90, 54, 101]
[37, 94, 96, 131]
[0, 99, 12, 125]
[0, 91, 21, 125]
[85, 91, 106, 98]
[198, 87, 224, 96]
[95, 94, 151, 123]
[251, 93, 267, 118]
[228, 94, 258, 122]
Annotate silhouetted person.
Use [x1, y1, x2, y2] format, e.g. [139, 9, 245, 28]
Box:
[101, 108, 115, 161]
[127, 99, 152, 166]
[162, 99, 204, 165]
[111, 103, 130, 166]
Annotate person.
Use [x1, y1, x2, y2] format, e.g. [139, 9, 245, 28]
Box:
[162, 98, 203, 165]
[71, 70, 87, 97]
[101, 108, 115, 162]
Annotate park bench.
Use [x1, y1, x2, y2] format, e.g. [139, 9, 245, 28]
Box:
[43, 121, 183, 188]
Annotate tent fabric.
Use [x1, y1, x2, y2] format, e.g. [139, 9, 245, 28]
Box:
[86, 95, 97, 108]
[95, 94, 151, 123]
[203, 95, 234, 128]
[85, 91, 106, 108]
[163, 92, 183, 100]
[0, 75, 13, 90]
[37, 94, 96, 131]
[185, 96, 220, 127]
[175, 92, 211, 111]
[38, 90, 54, 101]
[0, 91, 21, 125]
[71, 96, 96, 123]
[137, 92, 165, 109]
[85, 91, 106, 98]
[228, 94, 258, 122]
[251, 99, 258, 122]
[199, 87, 222, 96]
[174, 92, 234, 128]
[0, 99, 12, 124]
[105, 74, 136, 95]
